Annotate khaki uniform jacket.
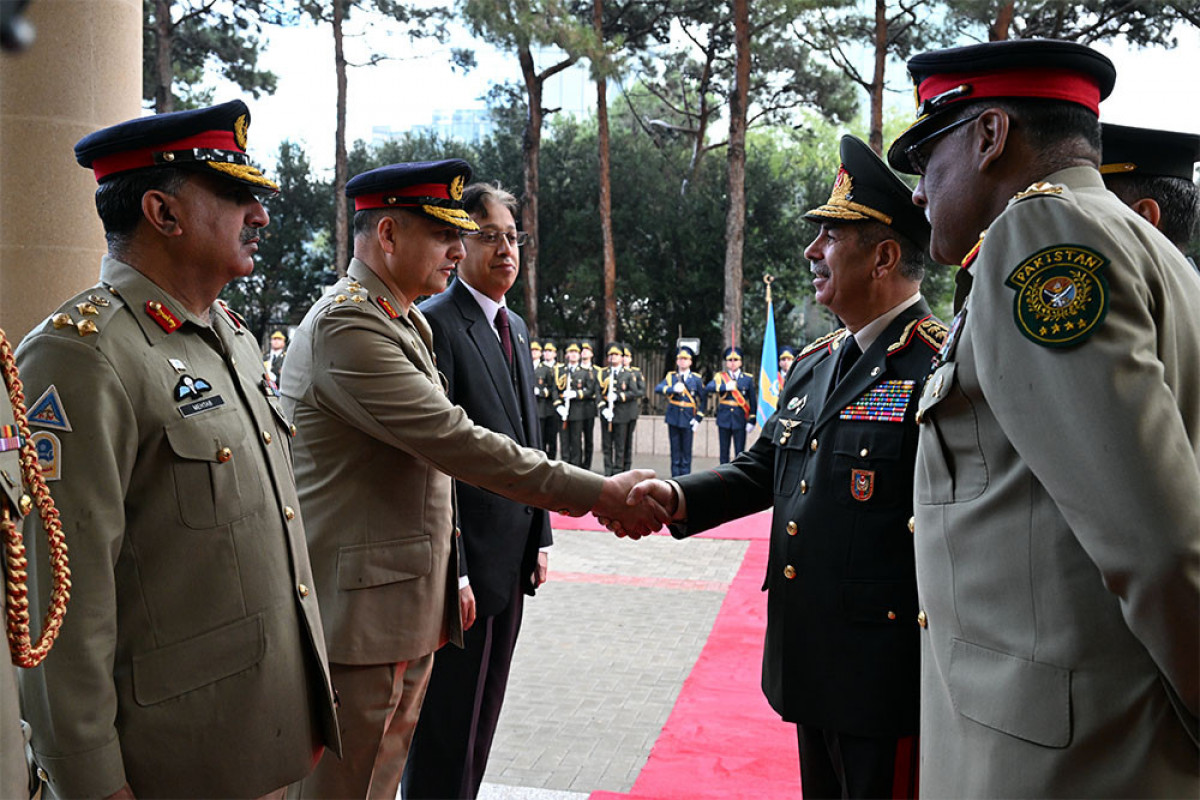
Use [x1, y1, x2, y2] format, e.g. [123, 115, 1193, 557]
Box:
[280, 259, 603, 666]
[15, 257, 339, 799]
[914, 167, 1200, 797]
[2, 388, 30, 800]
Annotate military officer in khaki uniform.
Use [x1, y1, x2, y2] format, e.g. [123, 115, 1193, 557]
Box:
[887, 40, 1199, 797]
[280, 160, 665, 799]
[16, 101, 340, 799]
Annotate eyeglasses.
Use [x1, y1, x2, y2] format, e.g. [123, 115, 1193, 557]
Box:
[466, 230, 530, 247]
[905, 112, 984, 175]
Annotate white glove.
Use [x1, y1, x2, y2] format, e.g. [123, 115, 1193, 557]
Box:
[562, 388, 577, 400]
[673, 381, 686, 393]
[745, 422, 755, 434]
[602, 407, 614, 422]
[556, 406, 568, 420]
[725, 381, 735, 392]
[689, 418, 700, 432]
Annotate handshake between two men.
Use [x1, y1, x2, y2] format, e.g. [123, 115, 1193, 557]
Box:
[589, 473, 680, 539]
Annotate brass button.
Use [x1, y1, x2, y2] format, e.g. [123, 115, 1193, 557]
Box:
[37, 767, 48, 781]
[289, 423, 297, 437]
[230, 357, 237, 366]
[908, 516, 915, 534]
[859, 447, 868, 458]
[870, 366, 881, 377]
[809, 438, 818, 452]
[786, 521, 797, 536]
[284, 506, 296, 521]
[262, 430, 273, 445]
[18, 494, 33, 515]
[217, 447, 233, 463]
[887, 611, 896, 620]
[783, 565, 796, 579]
[915, 409, 925, 424]
[298, 583, 310, 598]
[799, 480, 807, 494]
[917, 610, 928, 628]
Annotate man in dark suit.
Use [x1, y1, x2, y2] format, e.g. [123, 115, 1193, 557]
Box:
[627, 135, 944, 798]
[404, 182, 551, 799]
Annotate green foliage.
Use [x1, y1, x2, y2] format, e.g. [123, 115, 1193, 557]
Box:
[142, 0, 280, 110]
[221, 140, 334, 339]
[944, 0, 1199, 45]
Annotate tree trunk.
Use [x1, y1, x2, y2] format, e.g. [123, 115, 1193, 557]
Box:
[722, 0, 750, 352]
[869, 0, 887, 154]
[519, 44, 543, 337]
[595, 0, 616, 345]
[333, 0, 349, 275]
[154, 0, 173, 113]
[991, 1, 1015, 40]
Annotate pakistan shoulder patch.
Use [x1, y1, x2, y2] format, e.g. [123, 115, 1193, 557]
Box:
[1005, 244, 1109, 348]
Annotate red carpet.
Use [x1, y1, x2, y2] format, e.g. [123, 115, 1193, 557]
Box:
[554, 509, 801, 799]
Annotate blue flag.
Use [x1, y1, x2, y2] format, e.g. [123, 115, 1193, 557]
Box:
[758, 297, 778, 425]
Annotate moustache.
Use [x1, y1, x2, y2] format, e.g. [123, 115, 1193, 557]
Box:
[809, 262, 830, 278]
[240, 227, 260, 244]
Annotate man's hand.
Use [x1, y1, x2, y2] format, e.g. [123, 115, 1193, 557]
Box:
[673, 381, 686, 393]
[745, 421, 755, 434]
[601, 407, 614, 422]
[563, 388, 577, 400]
[689, 417, 700, 432]
[104, 784, 136, 800]
[592, 469, 670, 538]
[533, 551, 549, 588]
[459, 585, 476, 631]
[626, 478, 682, 521]
[556, 405, 568, 420]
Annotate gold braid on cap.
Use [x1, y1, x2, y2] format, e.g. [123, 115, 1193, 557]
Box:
[2, 328, 70, 668]
[810, 171, 894, 225]
[206, 161, 279, 191]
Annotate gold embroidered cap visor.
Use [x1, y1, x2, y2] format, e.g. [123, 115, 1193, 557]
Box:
[345, 159, 480, 232]
[804, 134, 931, 251]
[1100, 122, 1200, 180]
[74, 99, 279, 192]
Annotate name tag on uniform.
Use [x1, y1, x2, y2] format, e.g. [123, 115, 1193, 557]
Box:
[178, 395, 226, 418]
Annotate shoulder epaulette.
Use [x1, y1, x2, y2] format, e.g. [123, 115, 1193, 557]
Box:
[216, 299, 247, 330]
[798, 328, 847, 360]
[44, 286, 123, 342]
[1010, 181, 1066, 204]
[886, 314, 947, 355]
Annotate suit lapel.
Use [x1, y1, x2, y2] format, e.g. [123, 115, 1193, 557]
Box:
[451, 281, 524, 437]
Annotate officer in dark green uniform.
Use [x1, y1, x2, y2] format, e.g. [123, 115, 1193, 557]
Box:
[554, 341, 597, 468]
[629, 134, 942, 798]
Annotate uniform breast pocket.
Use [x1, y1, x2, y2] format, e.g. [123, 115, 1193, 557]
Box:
[832, 426, 906, 509]
[164, 408, 265, 529]
[916, 362, 988, 505]
[772, 414, 812, 496]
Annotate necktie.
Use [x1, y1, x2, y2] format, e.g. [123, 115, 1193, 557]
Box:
[836, 336, 861, 384]
[494, 307, 513, 365]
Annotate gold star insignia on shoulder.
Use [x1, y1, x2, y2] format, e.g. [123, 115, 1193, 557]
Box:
[76, 302, 99, 316]
[52, 313, 73, 329]
[76, 319, 98, 337]
[87, 294, 111, 307]
[334, 294, 348, 304]
[1012, 182, 1064, 202]
[351, 295, 365, 303]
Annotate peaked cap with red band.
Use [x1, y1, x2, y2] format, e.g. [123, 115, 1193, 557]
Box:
[1101, 122, 1200, 181]
[75, 99, 278, 192]
[346, 159, 479, 231]
[887, 39, 1116, 174]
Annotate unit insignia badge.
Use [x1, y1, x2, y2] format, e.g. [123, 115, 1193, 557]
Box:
[27, 385, 72, 432]
[850, 468, 875, 501]
[1006, 244, 1109, 348]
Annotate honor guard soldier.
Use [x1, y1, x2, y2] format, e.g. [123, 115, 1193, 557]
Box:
[622, 344, 644, 447]
[264, 329, 287, 383]
[578, 341, 600, 470]
[534, 341, 560, 457]
[15, 100, 340, 799]
[554, 341, 597, 468]
[888, 40, 1199, 797]
[1100, 123, 1200, 266]
[777, 344, 796, 391]
[655, 346, 705, 477]
[598, 342, 643, 476]
[629, 133, 943, 798]
[705, 346, 757, 463]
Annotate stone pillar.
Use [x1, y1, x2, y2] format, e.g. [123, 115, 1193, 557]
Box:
[1, 0, 141, 341]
